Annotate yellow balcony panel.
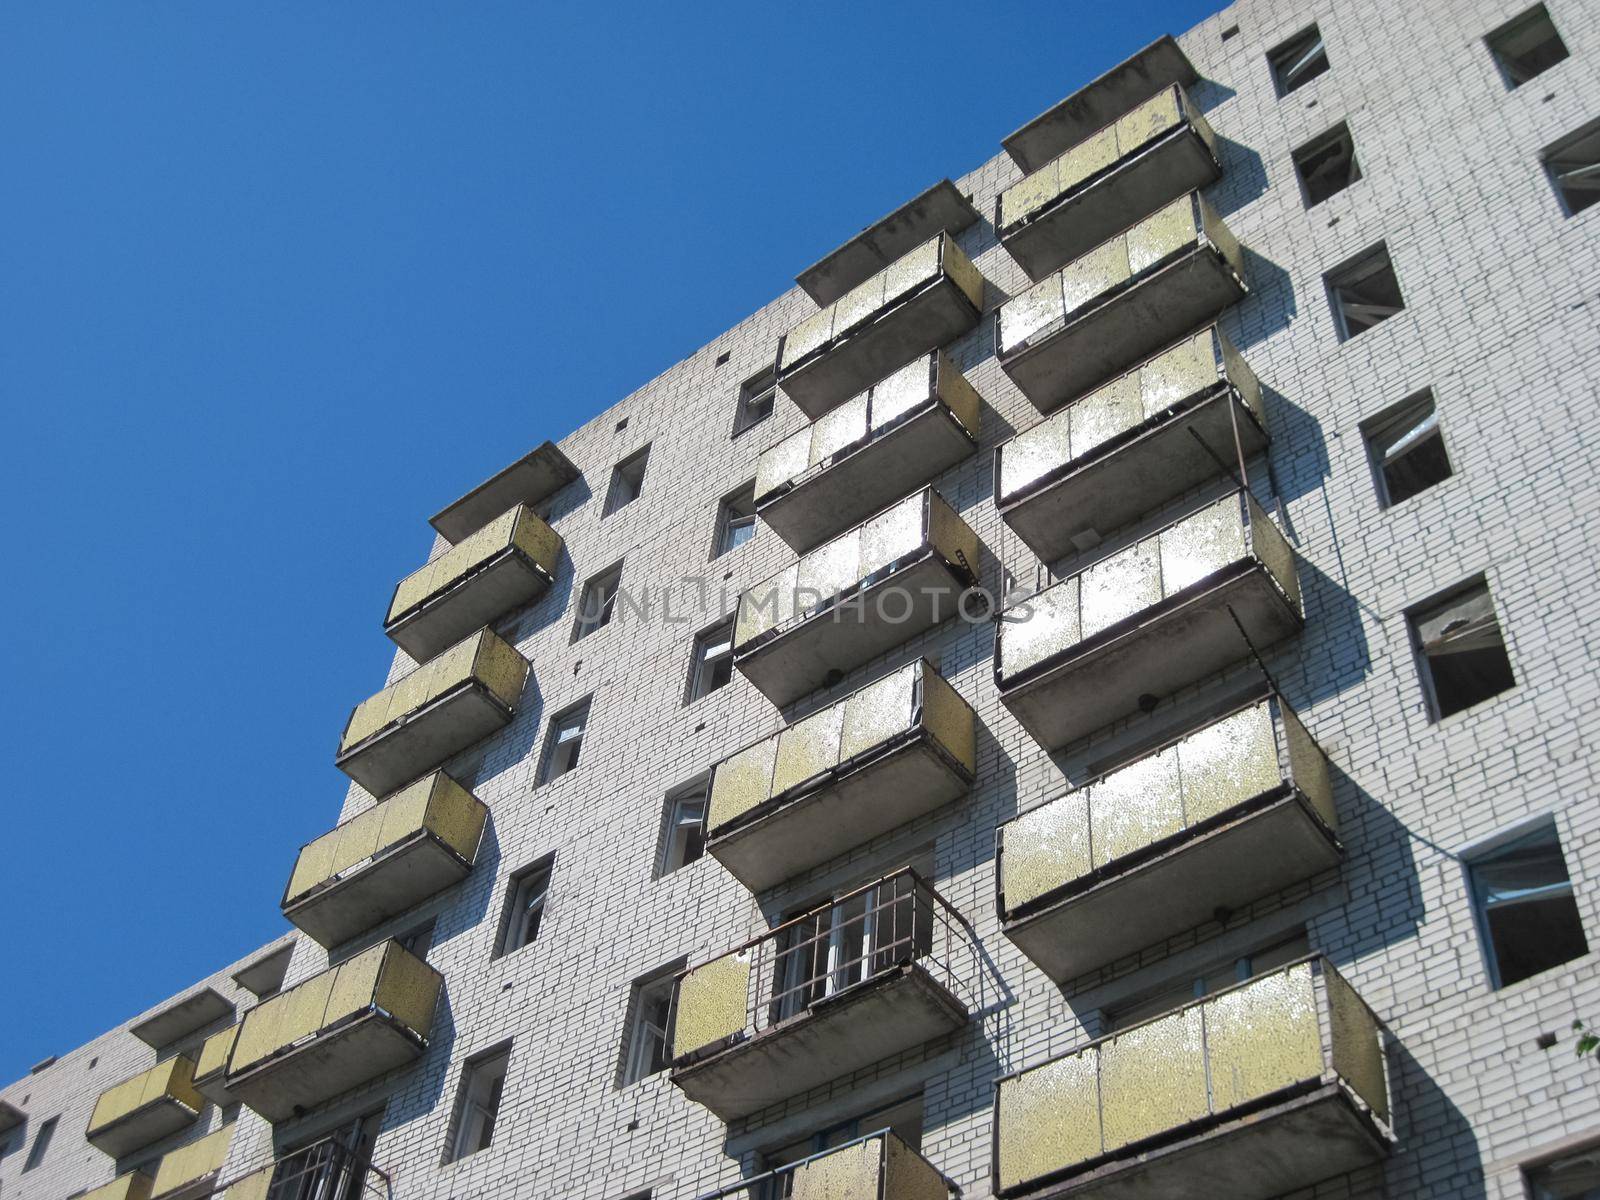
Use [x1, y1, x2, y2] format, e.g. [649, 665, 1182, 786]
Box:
[82, 1172, 154, 1200]
[797, 178, 981, 307]
[192, 1025, 239, 1107]
[733, 489, 980, 708]
[998, 692, 1339, 981]
[701, 1130, 955, 1199]
[993, 957, 1391, 1199]
[150, 1122, 234, 1200]
[283, 771, 488, 948]
[336, 628, 528, 797]
[1000, 85, 1220, 281]
[995, 327, 1267, 561]
[996, 491, 1301, 750]
[225, 940, 442, 1123]
[671, 870, 974, 1122]
[86, 1058, 203, 1159]
[756, 352, 981, 554]
[778, 233, 985, 420]
[997, 193, 1247, 413]
[429, 440, 579, 544]
[707, 659, 976, 892]
[386, 505, 561, 662]
[129, 988, 235, 1052]
[1002, 35, 1198, 173]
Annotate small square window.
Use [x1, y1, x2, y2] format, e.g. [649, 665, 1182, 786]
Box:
[448, 1046, 510, 1162]
[1408, 579, 1515, 720]
[714, 482, 758, 559]
[1326, 243, 1404, 340]
[574, 563, 623, 641]
[604, 446, 651, 517]
[541, 700, 591, 783]
[1527, 1144, 1600, 1197]
[1545, 119, 1600, 216]
[1362, 390, 1452, 506]
[686, 618, 735, 703]
[1268, 24, 1329, 96]
[23, 1116, 56, 1172]
[659, 782, 708, 875]
[1487, 5, 1569, 88]
[621, 966, 681, 1085]
[1293, 123, 1361, 207]
[497, 858, 553, 956]
[734, 369, 777, 436]
[1468, 822, 1588, 989]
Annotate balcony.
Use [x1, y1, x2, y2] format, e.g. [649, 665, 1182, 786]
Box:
[83, 1173, 154, 1200]
[796, 178, 980, 307]
[86, 1058, 203, 1158]
[670, 870, 974, 1120]
[695, 1130, 955, 1200]
[993, 957, 1392, 1199]
[225, 940, 441, 1122]
[996, 491, 1300, 750]
[995, 327, 1267, 562]
[336, 627, 528, 797]
[1000, 85, 1220, 280]
[733, 489, 979, 708]
[998, 193, 1246, 413]
[1002, 36, 1198, 173]
[192, 1026, 238, 1106]
[707, 659, 976, 892]
[129, 988, 234, 1052]
[150, 1122, 234, 1200]
[283, 771, 488, 948]
[429, 440, 579, 544]
[998, 693, 1340, 980]
[756, 351, 981, 553]
[386, 504, 560, 662]
[778, 234, 985, 420]
[216, 1136, 391, 1200]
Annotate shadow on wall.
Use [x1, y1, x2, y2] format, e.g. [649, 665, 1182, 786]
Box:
[1377, 1034, 1489, 1198]
[1209, 135, 1270, 218]
[1325, 761, 1425, 957]
[1228, 247, 1298, 351]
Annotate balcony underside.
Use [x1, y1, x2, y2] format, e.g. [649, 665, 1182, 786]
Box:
[1004, 130, 1220, 281]
[284, 831, 474, 948]
[1003, 250, 1246, 414]
[797, 179, 979, 307]
[1002, 566, 1300, 750]
[1007, 1083, 1388, 1200]
[671, 964, 966, 1121]
[761, 405, 977, 554]
[1005, 791, 1340, 981]
[386, 552, 552, 663]
[227, 1012, 425, 1123]
[782, 280, 982, 420]
[1001, 389, 1267, 562]
[430, 440, 578, 543]
[736, 556, 971, 709]
[336, 684, 512, 797]
[709, 734, 972, 893]
[1002, 36, 1196, 173]
[86, 1101, 197, 1160]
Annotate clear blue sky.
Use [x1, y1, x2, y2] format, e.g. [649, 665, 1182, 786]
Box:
[0, 1, 1219, 1083]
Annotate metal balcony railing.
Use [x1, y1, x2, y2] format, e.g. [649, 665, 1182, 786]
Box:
[993, 956, 1392, 1199]
[755, 351, 981, 553]
[694, 1128, 956, 1200]
[998, 192, 1246, 412]
[218, 1137, 392, 1200]
[999, 84, 1221, 280]
[670, 869, 976, 1120]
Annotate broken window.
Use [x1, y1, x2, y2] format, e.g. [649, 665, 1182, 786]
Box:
[448, 1046, 510, 1161]
[497, 857, 553, 956]
[1527, 1145, 1600, 1198]
[541, 699, 591, 782]
[604, 445, 650, 516]
[1546, 119, 1600, 216]
[714, 481, 758, 558]
[1268, 25, 1329, 96]
[686, 618, 735, 703]
[1326, 244, 1404, 340]
[1293, 123, 1361, 207]
[1468, 822, 1588, 988]
[1409, 580, 1515, 719]
[621, 966, 681, 1085]
[734, 368, 777, 436]
[1363, 390, 1452, 506]
[1487, 5, 1569, 88]
[658, 781, 708, 875]
[574, 562, 623, 641]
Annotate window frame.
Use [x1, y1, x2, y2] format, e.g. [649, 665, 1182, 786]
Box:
[658, 780, 709, 876]
[685, 617, 736, 704]
[1486, 4, 1570, 89]
[1325, 242, 1405, 341]
[621, 964, 683, 1087]
[713, 481, 759, 559]
[1292, 121, 1362, 208]
[1406, 577, 1516, 721]
[1267, 24, 1330, 96]
[1544, 118, 1600, 218]
[603, 445, 651, 517]
[1361, 388, 1453, 508]
[1523, 1140, 1600, 1198]
[497, 857, 555, 957]
[540, 698, 593, 784]
[447, 1045, 511, 1163]
[733, 368, 778, 437]
[1463, 817, 1589, 990]
[573, 561, 624, 642]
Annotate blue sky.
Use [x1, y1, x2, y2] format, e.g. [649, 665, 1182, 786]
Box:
[0, 1, 1220, 1083]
